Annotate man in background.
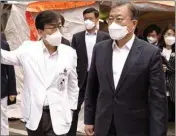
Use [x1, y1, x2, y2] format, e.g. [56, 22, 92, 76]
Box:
[143, 24, 161, 47]
[67, 7, 110, 136]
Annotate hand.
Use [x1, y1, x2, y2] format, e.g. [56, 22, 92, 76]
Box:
[85, 125, 94, 136]
[162, 64, 167, 72]
[9, 95, 16, 102]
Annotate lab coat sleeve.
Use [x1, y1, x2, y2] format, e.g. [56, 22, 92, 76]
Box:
[67, 50, 79, 110]
[1, 44, 24, 66]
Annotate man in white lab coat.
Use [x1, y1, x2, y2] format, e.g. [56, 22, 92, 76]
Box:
[1, 11, 79, 136]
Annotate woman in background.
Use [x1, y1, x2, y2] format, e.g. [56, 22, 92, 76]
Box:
[161, 25, 175, 122]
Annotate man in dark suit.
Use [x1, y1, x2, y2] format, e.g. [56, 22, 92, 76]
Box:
[1, 38, 17, 135]
[143, 24, 161, 48]
[67, 8, 110, 136]
[84, 2, 168, 136]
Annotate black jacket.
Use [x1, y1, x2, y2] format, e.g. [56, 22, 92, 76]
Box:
[161, 47, 175, 102]
[1, 40, 17, 104]
[61, 37, 70, 46]
[84, 37, 168, 136]
[71, 30, 110, 89]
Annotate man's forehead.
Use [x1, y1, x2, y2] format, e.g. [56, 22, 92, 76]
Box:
[148, 31, 158, 36]
[84, 12, 95, 17]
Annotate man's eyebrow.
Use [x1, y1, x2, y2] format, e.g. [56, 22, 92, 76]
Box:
[48, 23, 57, 25]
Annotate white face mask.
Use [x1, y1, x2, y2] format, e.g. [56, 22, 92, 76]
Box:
[147, 36, 157, 44]
[164, 36, 175, 46]
[108, 22, 128, 40]
[45, 29, 62, 46]
[84, 19, 95, 30]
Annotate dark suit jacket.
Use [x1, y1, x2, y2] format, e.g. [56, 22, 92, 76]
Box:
[1, 40, 17, 104]
[71, 30, 110, 89]
[61, 37, 70, 46]
[84, 37, 168, 136]
[165, 53, 175, 102]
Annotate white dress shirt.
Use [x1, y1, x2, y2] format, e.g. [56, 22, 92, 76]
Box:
[162, 47, 172, 61]
[85, 30, 97, 71]
[112, 34, 135, 88]
[43, 44, 58, 106]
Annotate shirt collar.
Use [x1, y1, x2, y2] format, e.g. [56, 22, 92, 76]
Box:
[41, 40, 59, 53]
[112, 34, 135, 50]
[85, 30, 98, 35]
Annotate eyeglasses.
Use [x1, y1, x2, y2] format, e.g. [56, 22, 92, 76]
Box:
[107, 16, 134, 24]
[107, 17, 124, 24]
[44, 23, 62, 30]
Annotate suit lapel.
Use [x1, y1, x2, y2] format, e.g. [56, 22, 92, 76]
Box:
[82, 31, 88, 61]
[105, 39, 116, 92]
[115, 37, 144, 93]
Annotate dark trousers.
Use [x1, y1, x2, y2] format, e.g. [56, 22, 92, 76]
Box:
[107, 116, 116, 136]
[168, 96, 175, 122]
[67, 74, 88, 136]
[26, 106, 66, 136]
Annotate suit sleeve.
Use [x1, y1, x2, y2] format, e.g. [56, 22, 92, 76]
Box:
[67, 50, 79, 110]
[4, 43, 17, 96]
[1, 42, 22, 66]
[103, 33, 111, 40]
[71, 34, 77, 49]
[149, 48, 168, 136]
[84, 45, 99, 125]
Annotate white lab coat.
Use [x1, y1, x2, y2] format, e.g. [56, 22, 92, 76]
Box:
[1, 41, 79, 135]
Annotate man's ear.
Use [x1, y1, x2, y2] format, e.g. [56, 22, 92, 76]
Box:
[95, 17, 99, 24]
[37, 29, 42, 35]
[133, 20, 138, 29]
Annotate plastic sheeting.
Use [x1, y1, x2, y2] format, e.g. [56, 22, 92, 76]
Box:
[25, 1, 96, 40]
[26, 1, 96, 12]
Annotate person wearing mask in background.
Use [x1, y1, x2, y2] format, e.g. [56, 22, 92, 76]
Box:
[161, 25, 175, 122]
[84, 2, 167, 136]
[1, 11, 79, 136]
[68, 7, 110, 136]
[1, 33, 17, 135]
[143, 24, 161, 47]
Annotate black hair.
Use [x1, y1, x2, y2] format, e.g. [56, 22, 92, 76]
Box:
[111, 1, 139, 20]
[143, 24, 161, 39]
[35, 10, 61, 30]
[83, 7, 99, 18]
[60, 14, 65, 26]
